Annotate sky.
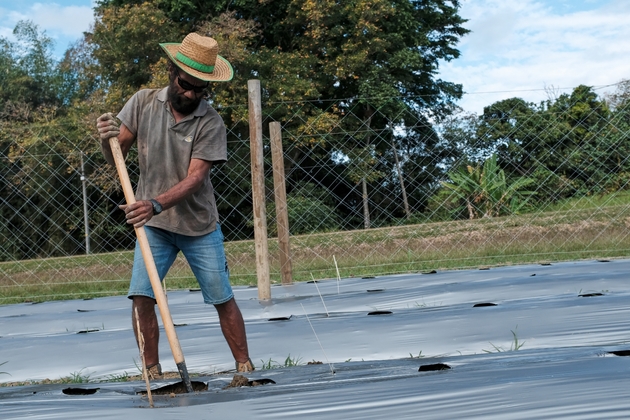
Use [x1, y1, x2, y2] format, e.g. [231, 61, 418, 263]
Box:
[0, 0, 628, 114]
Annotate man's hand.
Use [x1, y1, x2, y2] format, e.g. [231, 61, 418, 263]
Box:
[119, 201, 154, 228]
[96, 113, 120, 141]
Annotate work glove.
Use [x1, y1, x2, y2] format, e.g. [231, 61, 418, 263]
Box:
[96, 112, 120, 141]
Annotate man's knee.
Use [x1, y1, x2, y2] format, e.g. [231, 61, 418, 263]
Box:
[214, 298, 242, 317]
[133, 296, 157, 315]
[214, 297, 234, 310]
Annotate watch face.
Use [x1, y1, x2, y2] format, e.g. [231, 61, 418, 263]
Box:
[151, 199, 162, 215]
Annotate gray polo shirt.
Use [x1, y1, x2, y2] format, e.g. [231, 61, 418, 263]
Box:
[117, 87, 227, 236]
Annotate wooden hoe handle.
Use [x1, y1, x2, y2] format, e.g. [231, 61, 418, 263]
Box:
[109, 137, 193, 393]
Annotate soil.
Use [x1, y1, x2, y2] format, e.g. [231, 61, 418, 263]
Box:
[225, 374, 250, 388]
[224, 374, 276, 389]
[139, 380, 208, 395]
[127, 371, 183, 381]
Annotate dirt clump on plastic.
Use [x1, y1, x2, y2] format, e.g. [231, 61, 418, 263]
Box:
[127, 370, 182, 381]
[224, 374, 276, 389]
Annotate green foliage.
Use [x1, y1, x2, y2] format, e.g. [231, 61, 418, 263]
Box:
[0, 21, 111, 260]
[101, 372, 130, 382]
[345, 145, 386, 185]
[3, 1, 629, 268]
[259, 358, 275, 370]
[96, 0, 235, 24]
[483, 327, 525, 353]
[59, 369, 92, 383]
[441, 154, 535, 219]
[264, 183, 341, 236]
[0, 20, 60, 115]
[90, 2, 183, 92]
[82, 0, 471, 236]
[259, 354, 302, 370]
[283, 354, 302, 367]
[452, 83, 630, 206]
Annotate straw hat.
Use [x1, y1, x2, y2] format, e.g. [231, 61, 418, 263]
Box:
[160, 33, 233, 82]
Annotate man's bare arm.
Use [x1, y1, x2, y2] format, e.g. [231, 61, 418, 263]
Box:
[120, 158, 213, 228]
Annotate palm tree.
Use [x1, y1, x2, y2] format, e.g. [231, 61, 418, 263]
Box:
[442, 154, 535, 219]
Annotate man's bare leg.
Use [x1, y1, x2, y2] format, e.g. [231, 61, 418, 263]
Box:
[215, 297, 251, 366]
[132, 296, 160, 368]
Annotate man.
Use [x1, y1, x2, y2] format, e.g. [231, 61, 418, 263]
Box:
[96, 33, 254, 377]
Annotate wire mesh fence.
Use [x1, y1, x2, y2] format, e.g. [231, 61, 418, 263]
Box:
[2, 84, 630, 304]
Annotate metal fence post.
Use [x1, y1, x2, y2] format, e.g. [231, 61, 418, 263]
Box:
[80, 152, 90, 254]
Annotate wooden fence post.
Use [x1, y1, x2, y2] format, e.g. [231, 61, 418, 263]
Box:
[269, 122, 293, 285]
[248, 80, 271, 300]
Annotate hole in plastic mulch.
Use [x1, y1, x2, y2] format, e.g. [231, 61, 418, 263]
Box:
[367, 310, 392, 316]
[419, 363, 451, 372]
[223, 375, 276, 389]
[268, 316, 292, 321]
[473, 302, 497, 307]
[62, 387, 100, 395]
[139, 381, 208, 395]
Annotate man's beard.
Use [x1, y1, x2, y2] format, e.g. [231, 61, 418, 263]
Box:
[168, 81, 202, 115]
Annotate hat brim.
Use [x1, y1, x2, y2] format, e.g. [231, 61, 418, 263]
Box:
[160, 43, 234, 82]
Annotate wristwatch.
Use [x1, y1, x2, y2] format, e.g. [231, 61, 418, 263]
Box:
[149, 199, 163, 215]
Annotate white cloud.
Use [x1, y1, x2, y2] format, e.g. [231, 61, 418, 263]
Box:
[439, 0, 630, 114]
[28, 2, 94, 37]
[0, 1, 94, 57]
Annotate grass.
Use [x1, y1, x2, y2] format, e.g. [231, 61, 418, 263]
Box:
[545, 190, 630, 211]
[483, 327, 525, 353]
[59, 369, 92, 384]
[0, 368, 201, 387]
[2, 192, 630, 304]
[101, 372, 131, 382]
[0, 361, 8, 376]
[259, 354, 303, 370]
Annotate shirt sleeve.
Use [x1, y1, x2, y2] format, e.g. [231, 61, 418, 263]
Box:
[116, 91, 143, 136]
[191, 106, 228, 164]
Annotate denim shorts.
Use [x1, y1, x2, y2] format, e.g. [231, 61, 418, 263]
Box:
[128, 224, 233, 305]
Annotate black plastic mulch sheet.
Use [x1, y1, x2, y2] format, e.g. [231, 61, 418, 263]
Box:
[1, 259, 630, 419]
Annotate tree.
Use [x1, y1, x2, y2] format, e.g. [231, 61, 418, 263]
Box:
[597, 80, 630, 192]
[263, 182, 341, 236]
[0, 21, 61, 116]
[89, 2, 183, 94]
[88, 0, 470, 234]
[441, 154, 535, 219]
[0, 22, 96, 259]
[254, 0, 470, 228]
[546, 85, 611, 195]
